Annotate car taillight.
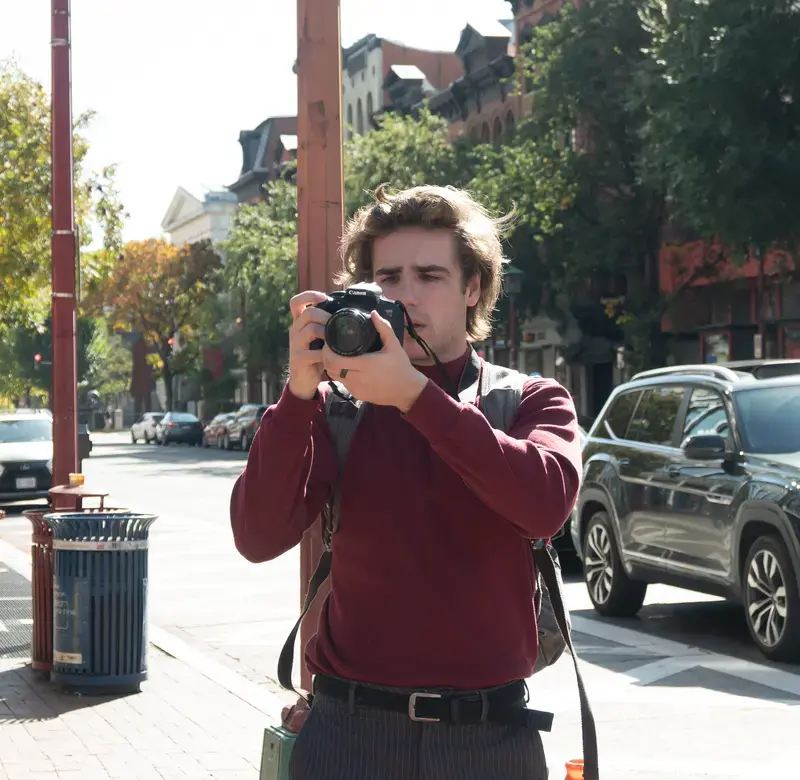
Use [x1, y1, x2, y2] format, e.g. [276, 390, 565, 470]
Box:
[168, 422, 178, 427]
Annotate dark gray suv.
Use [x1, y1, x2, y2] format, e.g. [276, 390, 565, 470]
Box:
[570, 364, 800, 662]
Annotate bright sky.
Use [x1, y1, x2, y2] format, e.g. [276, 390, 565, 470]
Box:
[1, 0, 512, 246]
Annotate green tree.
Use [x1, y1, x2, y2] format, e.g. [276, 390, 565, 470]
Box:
[640, 0, 800, 274]
[83, 322, 132, 405]
[222, 181, 298, 396]
[0, 62, 123, 329]
[471, 1, 674, 370]
[345, 107, 475, 214]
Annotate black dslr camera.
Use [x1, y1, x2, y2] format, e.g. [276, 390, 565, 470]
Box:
[310, 283, 406, 357]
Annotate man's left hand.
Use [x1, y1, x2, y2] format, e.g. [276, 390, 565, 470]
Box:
[322, 311, 428, 412]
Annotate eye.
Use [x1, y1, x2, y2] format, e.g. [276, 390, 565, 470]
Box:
[379, 274, 398, 285]
[420, 273, 440, 282]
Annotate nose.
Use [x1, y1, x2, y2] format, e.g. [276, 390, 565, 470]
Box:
[391, 276, 419, 309]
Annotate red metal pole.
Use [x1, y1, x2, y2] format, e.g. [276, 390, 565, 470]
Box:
[296, 0, 344, 693]
[51, 0, 79, 490]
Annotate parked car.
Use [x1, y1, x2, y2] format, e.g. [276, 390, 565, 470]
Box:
[0, 411, 54, 503]
[154, 412, 204, 446]
[552, 424, 588, 556]
[570, 364, 800, 662]
[203, 413, 235, 448]
[720, 358, 800, 379]
[130, 412, 165, 444]
[223, 404, 267, 451]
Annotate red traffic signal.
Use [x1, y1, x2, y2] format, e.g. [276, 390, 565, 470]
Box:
[167, 337, 175, 346]
[34, 353, 42, 363]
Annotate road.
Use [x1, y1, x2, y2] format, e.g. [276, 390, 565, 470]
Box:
[2, 431, 799, 778]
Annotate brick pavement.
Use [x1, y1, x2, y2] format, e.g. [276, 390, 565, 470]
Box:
[0, 550, 276, 780]
[0, 649, 269, 780]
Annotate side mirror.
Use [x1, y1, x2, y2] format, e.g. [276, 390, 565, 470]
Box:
[683, 434, 727, 461]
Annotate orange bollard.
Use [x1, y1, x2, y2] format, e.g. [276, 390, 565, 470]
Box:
[565, 759, 584, 779]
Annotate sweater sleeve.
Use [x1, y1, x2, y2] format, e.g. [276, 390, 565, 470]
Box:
[230, 384, 337, 563]
[402, 377, 581, 539]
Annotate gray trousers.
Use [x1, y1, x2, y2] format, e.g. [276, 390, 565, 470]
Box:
[289, 690, 549, 780]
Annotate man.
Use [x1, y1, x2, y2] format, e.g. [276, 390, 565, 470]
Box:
[231, 185, 582, 780]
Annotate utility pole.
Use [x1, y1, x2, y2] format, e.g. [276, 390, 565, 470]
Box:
[296, 0, 344, 692]
[50, 0, 79, 490]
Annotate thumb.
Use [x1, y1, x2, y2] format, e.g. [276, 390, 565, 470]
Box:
[371, 310, 402, 350]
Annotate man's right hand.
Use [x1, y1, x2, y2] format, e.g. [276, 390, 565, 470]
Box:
[287, 291, 331, 400]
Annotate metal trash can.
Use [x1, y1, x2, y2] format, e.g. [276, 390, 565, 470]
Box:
[23, 510, 55, 672]
[45, 511, 156, 693]
[24, 506, 129, 674]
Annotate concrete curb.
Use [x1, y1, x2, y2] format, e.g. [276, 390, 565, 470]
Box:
[0, 536, 286, 719]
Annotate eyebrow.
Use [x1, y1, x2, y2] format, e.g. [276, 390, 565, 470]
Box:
[375, 264, 451, 276]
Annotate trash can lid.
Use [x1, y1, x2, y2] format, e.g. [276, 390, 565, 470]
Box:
[43, 512, 157, 541]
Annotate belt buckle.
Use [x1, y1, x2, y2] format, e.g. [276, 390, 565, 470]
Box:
[408, 691, 442, 723]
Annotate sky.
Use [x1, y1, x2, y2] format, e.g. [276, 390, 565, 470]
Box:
[1, 0, 512, 246]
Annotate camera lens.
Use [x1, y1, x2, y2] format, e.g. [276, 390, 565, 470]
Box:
[325, 309, 378, 356]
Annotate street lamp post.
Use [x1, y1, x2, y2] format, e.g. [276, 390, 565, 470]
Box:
[296, 0, 344, 694]
[503, 265, 525, 372]
[50, 0, 79, 492]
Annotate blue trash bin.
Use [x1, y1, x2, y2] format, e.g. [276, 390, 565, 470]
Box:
[44, 512, 157, 694]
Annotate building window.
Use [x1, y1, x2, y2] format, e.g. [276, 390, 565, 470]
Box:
[506, 110, 516, 136]
[493, 117, 503, 144]
[481, 122, 490, 143]
[356, 98, 364, 135]
[366, 92, 374, 122]
[346, 105, 354, 139]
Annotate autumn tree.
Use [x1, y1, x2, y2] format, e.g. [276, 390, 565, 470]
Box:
[86, 238, 221, 410]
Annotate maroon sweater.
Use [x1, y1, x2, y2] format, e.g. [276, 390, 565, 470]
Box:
[230, 351, 582, 689]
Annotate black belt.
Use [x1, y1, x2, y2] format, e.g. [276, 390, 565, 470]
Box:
[312, 674, 553, 731]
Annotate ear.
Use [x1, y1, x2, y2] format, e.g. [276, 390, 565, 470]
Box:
[465, 272, 481, 308]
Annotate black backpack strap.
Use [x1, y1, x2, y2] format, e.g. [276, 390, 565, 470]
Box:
[533, 540, 599, 780]
[276, 386, 367, 700]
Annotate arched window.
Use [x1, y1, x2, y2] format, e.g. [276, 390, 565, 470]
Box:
[481, 122, 490, 143]
[366, 92, 374, 125]
[356, 98, 364, 135]
[506, 110, 516, 136]
[493, 117, 503, 143]
[346, 105, 353, 139]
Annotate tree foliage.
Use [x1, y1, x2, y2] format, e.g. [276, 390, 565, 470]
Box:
[0, 62, 124, 329]
[84, 238, 221, 410]
[222, 180, 299, 388]
[344, 107, 475, 214]
[640, 0, 800, 263]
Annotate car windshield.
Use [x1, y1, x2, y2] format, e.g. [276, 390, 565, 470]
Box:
[734, 386, 800, 454]
[0, 419, 53, 443]
[170, 412, 198, 422]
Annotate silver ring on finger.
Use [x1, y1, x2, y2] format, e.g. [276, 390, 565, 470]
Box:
[339, 369, 348, 379]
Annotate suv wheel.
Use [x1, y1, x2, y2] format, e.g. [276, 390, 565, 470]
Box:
[584, 511, 647, 617]
[131, 431, 137, 443]
[743, 535, 800, 662]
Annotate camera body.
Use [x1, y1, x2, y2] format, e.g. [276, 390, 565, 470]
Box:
[310, 283, 406, 357]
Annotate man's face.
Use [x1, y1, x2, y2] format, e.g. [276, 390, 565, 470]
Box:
[372, 226, 480, 365]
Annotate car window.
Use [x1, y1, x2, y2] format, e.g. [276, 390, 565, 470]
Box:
[170, 412, 199, 422]
[682, 388, 731, 444]
[600, 390, 641, 440]
[734, 386, 800, 454]
[628, 386, 685, 447]
[0, 419, 52, 443]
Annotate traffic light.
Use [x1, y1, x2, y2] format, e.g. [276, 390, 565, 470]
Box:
[34, 353, 42, 367]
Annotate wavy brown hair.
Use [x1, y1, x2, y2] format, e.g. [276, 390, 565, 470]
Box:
[335, 184, 512, 342]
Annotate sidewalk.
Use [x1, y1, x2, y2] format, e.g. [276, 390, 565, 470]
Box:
[0, 548, 282, 780]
